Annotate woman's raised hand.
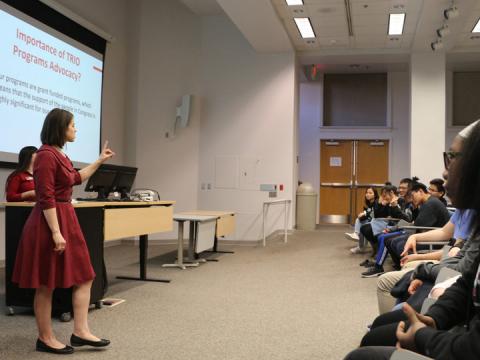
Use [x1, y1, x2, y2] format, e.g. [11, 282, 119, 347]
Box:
[99, 140, 115, 162]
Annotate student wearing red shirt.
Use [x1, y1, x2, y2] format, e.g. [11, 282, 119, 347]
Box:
[5, 146, 37, 202]
[12, 109, 115, 354]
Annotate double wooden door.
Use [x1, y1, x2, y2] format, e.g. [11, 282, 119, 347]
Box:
[319, 140, 389, 224]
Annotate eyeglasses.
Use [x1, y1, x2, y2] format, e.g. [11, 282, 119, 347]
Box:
[443, 151, 462, 169]
[428, 187, 438, 193]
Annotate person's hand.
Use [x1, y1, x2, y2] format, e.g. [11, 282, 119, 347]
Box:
[416, 312, 436, 328]
[396, 303, 427, 351]
[21, 190, 36, 200]
[390, 195, 399, 207]
[448, 246, 461, 257]
[401, 235, 417, 256]
[408, 279, 423, 295]
[52, 231, 66, 254]
[401, 253, 419, 266]
[430, 287, 446, 300]
[358, 211, 365, 218]
[99, 141, 115, 162]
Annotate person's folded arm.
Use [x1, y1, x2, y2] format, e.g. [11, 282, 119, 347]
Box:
[5, 175, 23, 202]
[423, 275, 470, 331]
[415, 318, 480, 360]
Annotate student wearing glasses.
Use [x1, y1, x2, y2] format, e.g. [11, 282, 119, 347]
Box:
[428, 178, 447, 206]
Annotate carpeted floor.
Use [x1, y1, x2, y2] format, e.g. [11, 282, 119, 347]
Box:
[0, 225, 381, 360]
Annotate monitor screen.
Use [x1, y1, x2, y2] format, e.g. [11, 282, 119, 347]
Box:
[111, 166, 137, 199]
[84, 164, 117, 199]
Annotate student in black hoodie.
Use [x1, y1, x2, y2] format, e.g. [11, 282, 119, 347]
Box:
[344, 120, 480, 360]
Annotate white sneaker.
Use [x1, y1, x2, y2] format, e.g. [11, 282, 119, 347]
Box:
[350, 246, 366, 254]
[345, 232, 359, 242]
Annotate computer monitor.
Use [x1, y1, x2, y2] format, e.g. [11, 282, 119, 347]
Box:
[111, 166, 138, 200]
[84, 164, 118, 200]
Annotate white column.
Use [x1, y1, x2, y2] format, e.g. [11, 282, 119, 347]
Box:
[410, 52, 446, 182]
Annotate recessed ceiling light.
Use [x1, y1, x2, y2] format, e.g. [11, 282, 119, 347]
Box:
[388, 13, 405, 35]
[294, 18, 315, 39]
[472, 18, 480, 33]
[286, 0, 303, 5]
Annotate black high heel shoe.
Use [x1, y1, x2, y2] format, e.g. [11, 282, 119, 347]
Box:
[36, 339, 74, 354]
[70, 334, 110, 347]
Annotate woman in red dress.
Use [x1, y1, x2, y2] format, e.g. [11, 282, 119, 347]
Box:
[12, 108, 115, 354]
[5, 146, 37, 202]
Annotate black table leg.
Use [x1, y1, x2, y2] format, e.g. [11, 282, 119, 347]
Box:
[117, 234, 171, 283]
[203, 235, 234, 262]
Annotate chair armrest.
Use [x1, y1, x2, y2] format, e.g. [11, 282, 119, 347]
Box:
[399, 226, 439, 231]
[435, 267, 461, 284]
[375, 217, 402, 222]
[390, 349, 432, 360]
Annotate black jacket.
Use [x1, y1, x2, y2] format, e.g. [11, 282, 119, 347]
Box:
[414, 234, 480, 359]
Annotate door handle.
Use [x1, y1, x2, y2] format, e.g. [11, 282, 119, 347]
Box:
[320, 182, 352, 187]
[355, 183, 385, 187]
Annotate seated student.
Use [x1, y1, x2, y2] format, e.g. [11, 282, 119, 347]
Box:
[358, 183, 415, 270]
[344, 120, 480, 360]
[397, 177, 416, 220]
[428, 178, 447, 206]
[375, 208, 474, 314]
[5, 146, 37, 202]
[345, 187, 379, 254]
[381, 182, 451, 269]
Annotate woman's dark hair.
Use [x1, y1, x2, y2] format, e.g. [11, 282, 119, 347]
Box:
[449, 121, 480, 237]
[411, 182, 428, 193]
[40, 108, 73, 147]
[429, 178, 446, 195]
[364, 186, 379, 206]
[5, 146, 38, 191]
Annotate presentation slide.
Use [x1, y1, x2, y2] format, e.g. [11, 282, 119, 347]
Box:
[0, 6, 103, 164]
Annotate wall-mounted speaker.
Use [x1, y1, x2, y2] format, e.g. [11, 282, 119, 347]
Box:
[165, 94, 193, 138]
[176, 94, 192, 128]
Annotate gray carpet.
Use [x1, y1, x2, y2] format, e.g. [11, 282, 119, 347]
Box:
[0, 225, 380, 359]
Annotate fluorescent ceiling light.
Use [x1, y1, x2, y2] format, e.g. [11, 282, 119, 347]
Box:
[286, 0, 303, 5]
[294, 17, 315, 38]
[388, 13, 405, 35]
[473, 18, 480, 33]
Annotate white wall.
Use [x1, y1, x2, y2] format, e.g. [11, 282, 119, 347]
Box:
[125, 0, 202, 239]
[197, 15, 296, 240]
[298, 71, 411, 222]
[410, 53, 446, 181]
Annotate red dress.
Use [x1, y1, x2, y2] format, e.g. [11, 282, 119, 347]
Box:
[12, 145, 95, 289]
[6, 171, 35, 202]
